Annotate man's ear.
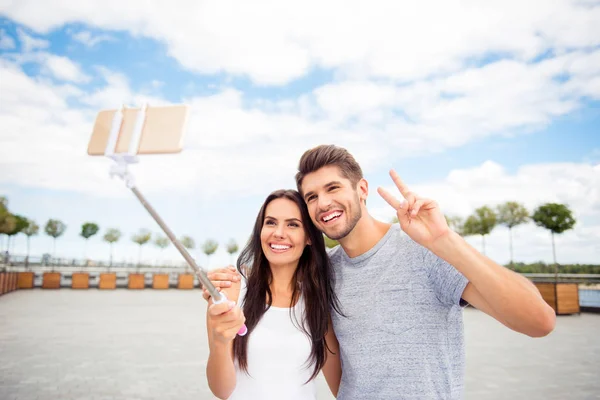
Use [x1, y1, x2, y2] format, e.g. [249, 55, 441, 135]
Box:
[358, 178, 369, 204]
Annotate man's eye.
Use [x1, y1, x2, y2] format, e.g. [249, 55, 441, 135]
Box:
[307, 196, 316, 202]
[328, 186, 338, 191]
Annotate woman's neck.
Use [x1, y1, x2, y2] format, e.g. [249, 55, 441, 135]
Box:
[269, 262, 299, 307]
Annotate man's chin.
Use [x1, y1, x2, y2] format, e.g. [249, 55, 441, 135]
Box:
[323, 227, 346, 241]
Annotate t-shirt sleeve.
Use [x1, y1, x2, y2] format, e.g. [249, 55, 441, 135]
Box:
[423, 247, 469, 307]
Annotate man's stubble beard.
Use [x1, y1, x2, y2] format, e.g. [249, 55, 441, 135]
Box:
[326, 194, 362, 241]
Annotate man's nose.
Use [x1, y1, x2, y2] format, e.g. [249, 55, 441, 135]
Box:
[318, 193, 333, 211]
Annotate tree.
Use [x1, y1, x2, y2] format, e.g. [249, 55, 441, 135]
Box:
[225, 239, 239, 264]
[497, 202, 529, 266]
[444, 215, 464, 236]
[180, 235, 196, 251]
[6, 214, 28, 254]
[0, 196, 16, 253]
[80, 222, 100, 260]
[44, 219, 67, 260]
[103, 228, 121, 267]
[323, 235, 339, 249]
[131, 229, 152, 268]
[154, 234, 170, 265]
[202, 239, 219, 267]
[23, 220, 39, 266]
[463, 206, 497, 255]
[532, 203, 576, 271]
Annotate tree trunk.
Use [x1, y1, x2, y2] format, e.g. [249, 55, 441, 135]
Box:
[26, 235, 31, 269]
[109, 242, 113, 269]
[481, 235, 486, 255]
[552, 231, 558, 283]
[138, 245, 142, 269]
[508, 227, 514, 267]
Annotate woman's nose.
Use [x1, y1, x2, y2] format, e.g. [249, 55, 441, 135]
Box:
[273, 226, 285, 238]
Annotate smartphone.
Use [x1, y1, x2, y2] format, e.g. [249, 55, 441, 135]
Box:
[87, 104, 190, 155]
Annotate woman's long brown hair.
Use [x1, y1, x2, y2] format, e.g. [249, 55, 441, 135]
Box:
[233, 189, 343, 382]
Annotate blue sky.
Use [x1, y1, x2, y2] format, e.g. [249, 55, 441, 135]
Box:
[1, 1, 599, 267]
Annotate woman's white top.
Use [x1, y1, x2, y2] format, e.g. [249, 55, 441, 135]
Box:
[228, 283, 316, 400]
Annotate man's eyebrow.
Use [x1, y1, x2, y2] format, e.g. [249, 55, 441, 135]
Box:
[304, 181, 343, 200]
[325, 180, 343, 187]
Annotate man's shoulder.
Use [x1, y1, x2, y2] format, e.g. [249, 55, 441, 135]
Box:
[383, 225, 426, 258]
[326, 244, 344, 260]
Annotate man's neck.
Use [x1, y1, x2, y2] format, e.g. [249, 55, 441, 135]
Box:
[339, 213, 391, 258]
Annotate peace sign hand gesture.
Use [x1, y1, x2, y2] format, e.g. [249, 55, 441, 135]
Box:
[377, 170, 450, 250]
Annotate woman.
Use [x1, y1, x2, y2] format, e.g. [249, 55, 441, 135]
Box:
[205, 189, 343, 399]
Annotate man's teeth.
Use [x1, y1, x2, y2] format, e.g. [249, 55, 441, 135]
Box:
[323, 212, 341, 222]
[271, 244, 291, 250]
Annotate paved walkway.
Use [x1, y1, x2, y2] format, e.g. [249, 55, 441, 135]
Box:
[0, 290, 598, 399]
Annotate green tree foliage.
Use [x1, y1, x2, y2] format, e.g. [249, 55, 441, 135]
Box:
[80, 222, 100, 259]
[131, 229, 152, 267]
[45, 219, 67, 258]
[444, 215, 464, 236]
[462, 206, 497, 255]
[323, 235, 339, 249]
[532, 203, 576, 266]
[154, 234, 170, 265]
[202, 239, 219, 267]
[103, 228, 121, 267]
[180, 236, 195, 250]
[497, 202, 529, 266]
[226, 239, 239, 264]
[23, 219, 39, 260]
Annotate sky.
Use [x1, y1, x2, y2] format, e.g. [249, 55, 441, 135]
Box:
[0, 0, 599, 269]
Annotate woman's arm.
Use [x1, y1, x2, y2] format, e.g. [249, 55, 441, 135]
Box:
[321, 315, 342, 396]
[206, 278, 243, 399]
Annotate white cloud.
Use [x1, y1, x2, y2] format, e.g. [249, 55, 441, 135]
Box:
[3, 46, 91, 83]
[71, 30, 113, 47]
[43, 53, 91, 83]
[2, 0, 599, 85]
[371, 161, 600, 264]
[16, 27, 49, 52]
[0, 29, 16, 50]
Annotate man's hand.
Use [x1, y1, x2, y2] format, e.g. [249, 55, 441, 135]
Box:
[377, 169, 450, 250]
[202, 265, 241, 302]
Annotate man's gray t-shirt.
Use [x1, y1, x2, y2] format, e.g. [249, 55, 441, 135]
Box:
[329, 224, 469, 399]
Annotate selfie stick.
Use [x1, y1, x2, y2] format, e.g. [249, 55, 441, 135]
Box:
[104, 104, 247, 336]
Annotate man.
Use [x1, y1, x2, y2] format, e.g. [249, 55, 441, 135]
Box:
[208, 144, 556, 399]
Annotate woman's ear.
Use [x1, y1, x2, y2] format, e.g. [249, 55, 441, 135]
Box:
[306, 238, 312, 246]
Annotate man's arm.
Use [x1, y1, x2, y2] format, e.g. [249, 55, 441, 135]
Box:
[321, 315, 342, 396]
[431, 230, 556, 338]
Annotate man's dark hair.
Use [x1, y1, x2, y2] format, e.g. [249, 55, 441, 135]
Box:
[295, 145, 363, 194]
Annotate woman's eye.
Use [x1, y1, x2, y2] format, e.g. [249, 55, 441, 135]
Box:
[289, 223, 299, 228]
[265, 220, 275, 226]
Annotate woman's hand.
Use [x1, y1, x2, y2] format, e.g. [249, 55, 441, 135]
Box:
[207, 300, 246, 345]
